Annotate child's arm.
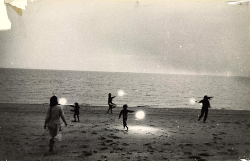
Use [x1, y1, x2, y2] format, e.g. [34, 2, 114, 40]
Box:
[119, 110, 123, 119]
[198, 100, 203, 103]
[128, 110, 134, 113]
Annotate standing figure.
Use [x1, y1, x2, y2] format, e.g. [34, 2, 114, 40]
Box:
[70, 102, 80, 122]
[119, 104, 134, 130]
[44, 95, 68, 152]
[197, 95, 213, 123]
[107, 93, 116, 113]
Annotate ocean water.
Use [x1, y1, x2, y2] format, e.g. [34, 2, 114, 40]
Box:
[0, 68, 249, 110]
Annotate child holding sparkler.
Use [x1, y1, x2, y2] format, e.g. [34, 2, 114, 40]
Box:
[70, 102, 80, 122]
[119, 104, 134, 130]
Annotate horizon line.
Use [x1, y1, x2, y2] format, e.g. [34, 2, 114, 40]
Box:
[1, 67, 249, 78]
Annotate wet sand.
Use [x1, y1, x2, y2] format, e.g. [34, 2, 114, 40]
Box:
[0, 103, 249, 161]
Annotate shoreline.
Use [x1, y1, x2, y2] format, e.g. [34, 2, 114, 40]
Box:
[0, 103, 249, 160]
[0, 103, 249, 111]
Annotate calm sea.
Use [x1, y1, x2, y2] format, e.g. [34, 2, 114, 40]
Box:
[0, 68, 249, 110]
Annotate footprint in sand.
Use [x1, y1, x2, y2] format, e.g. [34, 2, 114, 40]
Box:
[122, 143, 129, 146]
[163, 143, 171, 146]
[204, 143, 212, 146]
[199, 153, 212, 157]
[144, 143, 151, 146]
[99, 136, 106, 140]
[100, 142, 106, 146]
[81, 130, 86, 134]
[178, 143, 193, 147]
[105, 140, 113, 143]
[100, 147, 108, 150]
[101, 155, 108, 158]
[116, 147, 125, 151]
[184, 151, 192, 155]
[79, 145, 88, 148]
[188, 156, 203, 160]
[82, 151, 92, 156]
[109, 135, 120, 139]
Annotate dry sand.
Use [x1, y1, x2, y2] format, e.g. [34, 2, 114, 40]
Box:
[0, 103, 249, 161]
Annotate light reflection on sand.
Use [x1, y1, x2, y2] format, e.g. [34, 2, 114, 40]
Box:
[128, 126, 159, 134]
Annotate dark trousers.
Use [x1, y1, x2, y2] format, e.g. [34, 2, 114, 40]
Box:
[107, 104, 114, 113]
[198, 108, 208, 123]
[123, 117, 127, 128]
[74, 113, 79, 121]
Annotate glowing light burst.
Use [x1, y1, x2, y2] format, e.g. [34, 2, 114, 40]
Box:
[118, 90, 126, 96]
[189, 98, 196, 105]
[135, 111, 145, 119]
[59, 98, 67, 105]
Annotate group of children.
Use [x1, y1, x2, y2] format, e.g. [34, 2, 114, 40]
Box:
[70, 93, 134, 131]
[71, 93, 213, 130]
[71, 93, 213, 128]
[45, 94, 212, 152]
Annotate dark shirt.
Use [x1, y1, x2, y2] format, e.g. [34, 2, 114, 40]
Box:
[199, 99, 210, 109]
[119, 109, 134, 119]
[70, 105, 80, 114]
[108, 96, 115, 104]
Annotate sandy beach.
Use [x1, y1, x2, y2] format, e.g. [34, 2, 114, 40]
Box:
[0, 103, 249, 161]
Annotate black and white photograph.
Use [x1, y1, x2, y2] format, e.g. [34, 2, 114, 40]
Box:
[0, 0, 249, 160]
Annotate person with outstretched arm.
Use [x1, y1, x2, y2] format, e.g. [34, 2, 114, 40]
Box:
[196, 95, 213, 123]
[107, 93, 116, 113]
[70, 102, 80, 122]
[119, 104, 134, 130]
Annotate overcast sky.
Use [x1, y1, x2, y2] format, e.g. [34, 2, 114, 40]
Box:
[0, 0, 249, 76]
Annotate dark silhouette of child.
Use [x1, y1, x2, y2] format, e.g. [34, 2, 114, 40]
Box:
[107, 93, 116, 113]
[70, 102, 80, 122]
[197, 95, 213, 123]
[119, 104, 134, 130]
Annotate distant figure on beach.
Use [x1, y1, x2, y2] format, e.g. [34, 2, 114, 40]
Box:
[44, 95, 68, 152]
[107, 93, 116, 113]
[119, 104, 134, 130]
[70, 102, 80, 122]
[197, 95, 213, 123]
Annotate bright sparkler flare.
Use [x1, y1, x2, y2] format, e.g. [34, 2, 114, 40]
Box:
[118, 90, 126, 96]
[189, 98, 196, 105]
[136, 111, 145, 119]
[59, 98, 67, 105]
